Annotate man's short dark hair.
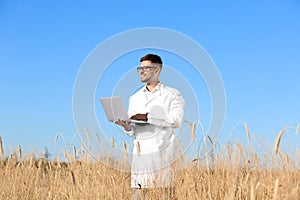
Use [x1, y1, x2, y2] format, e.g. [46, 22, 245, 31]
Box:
[140, 54, 163, 65]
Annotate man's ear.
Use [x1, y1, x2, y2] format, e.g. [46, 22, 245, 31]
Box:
[155, 67, 162, 75]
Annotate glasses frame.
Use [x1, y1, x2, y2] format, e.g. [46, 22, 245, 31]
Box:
[136, 66, 158, 72]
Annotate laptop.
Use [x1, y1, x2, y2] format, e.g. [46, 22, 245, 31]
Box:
[99, 96, 148, 124]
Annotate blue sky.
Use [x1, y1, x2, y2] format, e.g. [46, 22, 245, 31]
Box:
[1, 1, 300, 157]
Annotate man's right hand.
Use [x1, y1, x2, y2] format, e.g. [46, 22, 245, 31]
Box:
[114, 118, 131, 131]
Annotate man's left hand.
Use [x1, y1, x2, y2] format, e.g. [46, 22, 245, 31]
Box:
[130, 113, 148, 121]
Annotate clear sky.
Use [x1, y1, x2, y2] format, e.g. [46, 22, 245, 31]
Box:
[1, 1, 300, 158]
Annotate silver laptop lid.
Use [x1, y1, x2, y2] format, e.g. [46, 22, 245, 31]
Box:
[99, 96, 148, 124]
[99, 96, 129, 122]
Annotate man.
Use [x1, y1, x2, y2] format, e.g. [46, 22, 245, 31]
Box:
[115, 54, 185, 199]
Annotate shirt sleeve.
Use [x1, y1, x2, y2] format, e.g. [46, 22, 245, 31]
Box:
[123, 124, 135, 136]
[147, 90, 185, 128]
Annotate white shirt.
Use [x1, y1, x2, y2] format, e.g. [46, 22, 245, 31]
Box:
[124, 82, 185, 188]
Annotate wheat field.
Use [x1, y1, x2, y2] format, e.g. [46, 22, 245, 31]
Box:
[0, 125, 299, 199]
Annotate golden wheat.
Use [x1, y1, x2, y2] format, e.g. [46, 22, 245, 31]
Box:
[123, 142, 127, 155]
[273, 178, 279, 200]
[0, 136, 3, 159]
[54, 133, 59, 143]
[0, 123, 299, 199]
[112, 137, 115, 149]
[244, 123, 251, 140]
[136, 141, 141, 156]
[0, 149, 299, 199]
[274, 130, 284, 154]
[84, 128, 91, 145]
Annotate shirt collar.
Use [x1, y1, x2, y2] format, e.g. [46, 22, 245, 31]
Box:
[142, 82, 162, 93]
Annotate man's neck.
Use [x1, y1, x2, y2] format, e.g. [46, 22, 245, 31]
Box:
[146, 81, 159, 92]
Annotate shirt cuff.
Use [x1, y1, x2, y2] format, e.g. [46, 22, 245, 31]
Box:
[147, 112, 165, 127]
[123, 124, 135, 136]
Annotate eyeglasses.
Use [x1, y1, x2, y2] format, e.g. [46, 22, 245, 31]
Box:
[136, 66, 157, 72]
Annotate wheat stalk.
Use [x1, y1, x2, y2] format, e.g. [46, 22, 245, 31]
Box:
[296, 123, 300, 135]
[191, 122, 196, 143]
[207, 135, 213, 144]
[84, 128, 91, 145]
[123, 142, 127, 155]
[255, 181, 261, 190]
[54, 133, 59, 142]
[63, 150, 67, 160]
[17, 145, 22, 159]
[73, 146, 77, 160]
[136, 141, 141, 156]
[184, 120, 196, 143]
[95, 132, 101, 143]
[69, 170, 76, 189]
[0, 136, 3, 159]
[112, 137, 115, 149]
[272, 178, 279, 200]
[244, 123, 251, 140]
[274, 130, 284, 154]
[250, 183, 255, 200]
[77, 145, 84, 155]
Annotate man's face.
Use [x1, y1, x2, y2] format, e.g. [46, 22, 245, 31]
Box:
[139, 60, 160, 83]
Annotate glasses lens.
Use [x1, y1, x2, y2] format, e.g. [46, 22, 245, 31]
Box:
[137, 66, 147, 72]
[137, 66, 156, 72]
